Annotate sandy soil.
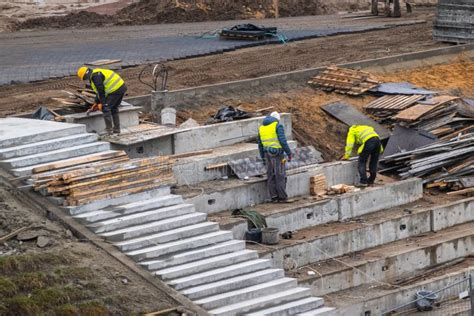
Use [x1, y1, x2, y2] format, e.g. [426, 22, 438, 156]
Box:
[0, 182, 181, 315]
[0, 21, 444, 118]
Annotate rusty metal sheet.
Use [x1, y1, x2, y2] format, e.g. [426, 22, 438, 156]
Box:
[322, 102, 391, 139]
[228, 146, 322, 179]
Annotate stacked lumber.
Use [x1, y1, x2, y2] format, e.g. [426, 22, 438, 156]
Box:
[31, 155, 175, 206]
[380, 133, 474, 191]
[309, 174, 327, 197]
[53, 85, 96, 108]
[308, 66, 380, 96]
[363, 94, 425, 119]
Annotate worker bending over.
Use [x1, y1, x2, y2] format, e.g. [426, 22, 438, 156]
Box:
[258, 112, 292, 202]
[344, 125, 383, 187]
[77, 67, 127, 135]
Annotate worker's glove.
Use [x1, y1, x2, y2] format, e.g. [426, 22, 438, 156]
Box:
[88, 103, 103, 113]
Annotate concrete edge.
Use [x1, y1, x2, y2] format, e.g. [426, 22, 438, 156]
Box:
[0, 170, 209, 316]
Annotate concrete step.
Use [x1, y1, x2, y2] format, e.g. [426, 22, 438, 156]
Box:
[297, 307, 336, 316]
[0, 119, 87, 148]
[139, 240, 246, 271]
[127, 230, 234, 261]
[65, 186, 171, 216]
[10, 150, 124, 177]
[0, 133, 99, 159]
[88, 203, 196, 233]
[168, 259, 272, 291]
[195, 277, 297, 310]
[115, 222, 220, 252]
[325, 258, 474, 316]
[156, 249, 258, 280]
[247, 297, 326, 316]
[297, 221, 474, 296]
[0, 141, 110, 169]
[100, 212, 207, 242]
[207, 287, 312, 316]
[182, 268, 285, 300]
[74, 194, 183, 224]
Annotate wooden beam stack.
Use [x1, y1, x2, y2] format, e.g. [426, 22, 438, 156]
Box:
[310, 174, 327, 197]
[30, 155, 175, 206]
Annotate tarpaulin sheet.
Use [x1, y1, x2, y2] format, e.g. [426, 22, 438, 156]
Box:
[371, 82, 436, 95]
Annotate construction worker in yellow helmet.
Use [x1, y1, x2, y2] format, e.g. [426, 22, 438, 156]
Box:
[343, 125, 384, 187]
[77, 66, 127, 135]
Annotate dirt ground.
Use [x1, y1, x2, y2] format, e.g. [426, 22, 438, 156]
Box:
[0, 182, 181, 315]
[0, 21, 444, 118]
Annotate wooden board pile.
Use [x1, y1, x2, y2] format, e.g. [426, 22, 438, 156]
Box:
[53, 86, 96, 107]
[363, 94, 425, 119]
[30, 153, 175, 206]
[309, 174, 327, 197]
[308, 66, 380, 96]
[380, 133, 474, 192]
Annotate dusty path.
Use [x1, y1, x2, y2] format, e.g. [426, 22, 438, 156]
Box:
[0, 19, 445, 117]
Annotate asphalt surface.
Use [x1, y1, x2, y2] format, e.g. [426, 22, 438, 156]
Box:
[0, 14, 426, 85]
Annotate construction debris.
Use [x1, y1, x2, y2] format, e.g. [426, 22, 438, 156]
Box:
[370, 82, 435, 95]
[209, 106, 251, 123]
[30, 156, 174, 206]
[328, 184, 360, 194]
[380, 133, 474, 190]
[220, 24, 278, 41]
[364, 94, 425, 119]
[308, 66, 380, 96]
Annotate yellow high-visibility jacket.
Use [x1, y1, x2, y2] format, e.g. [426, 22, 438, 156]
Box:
[90, 68, 124, 97]
[344, 125, 383, 159]
[259, 121, 283, 150]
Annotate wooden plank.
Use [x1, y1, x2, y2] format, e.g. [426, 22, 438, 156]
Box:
[447, 187, 474, 195]
[205, 163, 228, 171]
[0, 227, 28, 243]
[393, 104, 440, 122]
[33, 151, 127, 173]
[169, 150, 213, 159]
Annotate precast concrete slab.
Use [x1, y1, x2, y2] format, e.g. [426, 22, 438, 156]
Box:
[183, 161, 358, 214]
[0, 118, 86, 148]
[173, 114, 292, 154]
[210, 178, 422, 236]
[326, 260, 474, 316]
[431, 198, 474, 231]
[297, 222, 474, 296]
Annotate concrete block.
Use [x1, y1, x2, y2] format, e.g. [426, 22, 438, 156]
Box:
[337, 178, 423, 220]
[88, 204, 196, 233]
[115, 222, 219, 252]
[0, 133, 98, 159]
[168, 259, 272, 290]
[100, 212, 207, 241]
[264, 199, 339, 234]
[73, 194, 183, 224]
[173, 114, 292, 154]
[64, 105, 141, 135]
[182, 269, 285, 300]
[140, 240, 246, 271]
[431, 198, 474, 231]
[65, 186, 171, 215]
[208, 287, 311, 316]
[196, 278, 297, 310]
[246, 297, 326, 316]
[0, 142, 110, 169]
[126, 230, 233, 261]
[0, 118, 86, 148]
[156, 249, 258, 281]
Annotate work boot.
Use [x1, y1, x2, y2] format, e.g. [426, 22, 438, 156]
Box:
[103, 115, 113, 135]
[112, 112, 121, 134]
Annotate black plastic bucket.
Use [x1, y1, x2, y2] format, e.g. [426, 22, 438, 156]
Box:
[245, 228, 262, 243]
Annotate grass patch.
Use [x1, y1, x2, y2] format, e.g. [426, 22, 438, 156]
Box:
[2, 296, 41, 316]
[0, 277, 17, 297]
[76, 301, 108, 316]
[52, 303, 78, 316]
[0, 253, 69, 274]
[13, 272, 51, 292]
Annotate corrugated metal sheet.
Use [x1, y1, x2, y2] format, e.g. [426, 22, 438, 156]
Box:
[433, 0, 474, 44]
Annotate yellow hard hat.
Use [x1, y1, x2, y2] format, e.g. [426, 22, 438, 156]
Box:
[77, 66, 89, 80]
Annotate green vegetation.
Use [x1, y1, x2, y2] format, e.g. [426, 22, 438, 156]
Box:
[0, 252, 108, 316]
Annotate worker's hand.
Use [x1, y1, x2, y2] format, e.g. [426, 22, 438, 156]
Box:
[287, 154, 292, 162]
[341, 156, 348, 161]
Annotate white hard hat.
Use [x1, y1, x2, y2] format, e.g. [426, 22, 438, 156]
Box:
[270, 111, 280, 121]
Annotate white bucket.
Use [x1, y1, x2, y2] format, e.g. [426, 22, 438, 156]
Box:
[161, 107, 176, 126]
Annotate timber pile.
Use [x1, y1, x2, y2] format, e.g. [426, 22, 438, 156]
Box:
[380, 133, 474, 191]
[53, 86, 96, 107]
[308, 66, 380, 96]
[30, 155, 174, 206]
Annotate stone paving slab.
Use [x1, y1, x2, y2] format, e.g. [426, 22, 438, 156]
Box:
[0, 21, 423, 86]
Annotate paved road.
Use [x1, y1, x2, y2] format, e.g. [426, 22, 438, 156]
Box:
[0, 14, 426, 85]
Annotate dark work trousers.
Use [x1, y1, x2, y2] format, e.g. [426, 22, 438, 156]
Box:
[358, 137, 382, 185]
[265, 151, 288, 201]
[102, 84, 127, 117]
